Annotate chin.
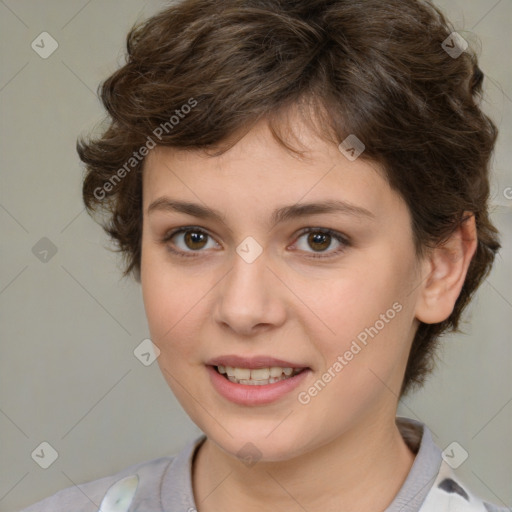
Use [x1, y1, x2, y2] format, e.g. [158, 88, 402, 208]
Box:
[203, 419, 314, 463]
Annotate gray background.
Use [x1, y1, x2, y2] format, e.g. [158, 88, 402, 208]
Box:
[0, 1, 510, 510]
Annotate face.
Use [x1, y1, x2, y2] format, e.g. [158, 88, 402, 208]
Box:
[140, 115, 423, 462]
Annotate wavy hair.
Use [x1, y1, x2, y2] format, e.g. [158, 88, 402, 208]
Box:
[79, 0, 500, 395]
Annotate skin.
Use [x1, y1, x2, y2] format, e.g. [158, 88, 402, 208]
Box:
[140, 111, 477, 512]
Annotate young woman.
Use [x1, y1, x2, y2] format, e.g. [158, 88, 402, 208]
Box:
[21, 0, 506, 510]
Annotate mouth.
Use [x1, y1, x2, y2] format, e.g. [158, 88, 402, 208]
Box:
[205, 355, 311, 405]
[213, 364, 306, 385]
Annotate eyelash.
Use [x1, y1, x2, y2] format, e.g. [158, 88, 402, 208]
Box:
[161, 226, 350, 260]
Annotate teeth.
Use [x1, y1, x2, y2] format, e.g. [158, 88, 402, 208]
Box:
[270, 366, 283, 377]
[216, 365, 303, 384]
[233, 367, 251, 380]
[250, 368, 269, 380]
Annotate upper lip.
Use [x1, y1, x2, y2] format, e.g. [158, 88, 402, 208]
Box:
[206, 355, 309, 369]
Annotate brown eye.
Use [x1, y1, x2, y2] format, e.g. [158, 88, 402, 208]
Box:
[163, 227, 219, 257]
[293, 228, 350, 259]
[182, 230, 208, 250]
[307, 232, 332, 252]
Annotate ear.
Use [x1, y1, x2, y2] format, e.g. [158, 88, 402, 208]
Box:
[414, 212, 478, 324]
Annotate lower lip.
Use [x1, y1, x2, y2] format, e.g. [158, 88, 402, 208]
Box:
[206, 365, 311, 406]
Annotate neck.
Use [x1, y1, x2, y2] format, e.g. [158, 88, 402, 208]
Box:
[192, 415, 416, 512]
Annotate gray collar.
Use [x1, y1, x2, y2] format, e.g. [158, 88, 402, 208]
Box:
[385, 417, 442, 511]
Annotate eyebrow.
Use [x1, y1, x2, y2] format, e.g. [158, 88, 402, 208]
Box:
[147, 197, 375, 228]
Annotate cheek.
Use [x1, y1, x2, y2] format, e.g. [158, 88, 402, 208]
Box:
[293, 265, 414, 428]
[140, 247, 200, 355]
[296, 251, 417, 373]
[304, 261, 407, 333]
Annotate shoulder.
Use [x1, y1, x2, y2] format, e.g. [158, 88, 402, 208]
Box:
[420, 459, 510, 512]
[18, 455, 174, 512]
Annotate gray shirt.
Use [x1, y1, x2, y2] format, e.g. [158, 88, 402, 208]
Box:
[18, 417, 508, 511]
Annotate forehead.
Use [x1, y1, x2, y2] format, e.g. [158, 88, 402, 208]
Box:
[141, 118, 405, 222]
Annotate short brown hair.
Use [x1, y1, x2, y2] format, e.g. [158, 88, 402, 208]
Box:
[79, 0, 500, 396]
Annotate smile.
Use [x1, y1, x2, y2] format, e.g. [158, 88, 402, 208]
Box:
[215, 365, 304, 385]
[206, 364, 311, 406]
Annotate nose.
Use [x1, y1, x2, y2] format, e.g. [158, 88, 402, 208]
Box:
[213, 248, 287, 337]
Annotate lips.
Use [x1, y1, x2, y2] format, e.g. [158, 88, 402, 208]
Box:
[205, 354, 309, 369]
[206, 364, 311, 405]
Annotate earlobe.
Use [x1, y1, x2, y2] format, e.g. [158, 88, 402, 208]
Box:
[414, 212, 478, 324]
